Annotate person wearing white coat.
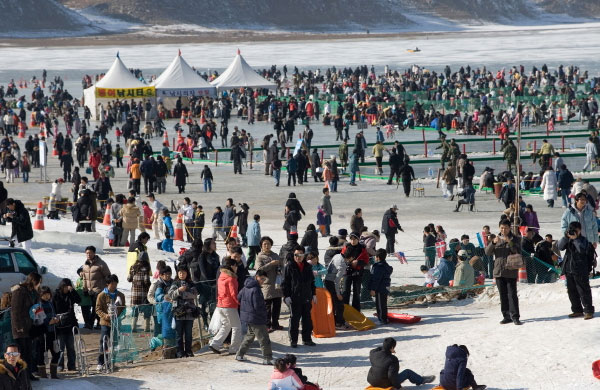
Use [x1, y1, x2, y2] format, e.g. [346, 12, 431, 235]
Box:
[541, 167, 558, 208]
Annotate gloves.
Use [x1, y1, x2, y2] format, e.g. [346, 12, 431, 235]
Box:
[284, 297, 292, 307]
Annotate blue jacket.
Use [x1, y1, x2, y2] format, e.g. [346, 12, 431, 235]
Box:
[439, 345, 470, 390]
[223, 206, 236, 229]
[368, 260, 393, 294]
[561, 205, 598, 244]
[163, 215, 174, 237]
[247, 221, 261, 247]
[155, 283, 175, 339]
[237, 277, 267, 325]
[557, 169, 574, 189]
[287, 157, 297, 174]
[436, 258, 455, 286]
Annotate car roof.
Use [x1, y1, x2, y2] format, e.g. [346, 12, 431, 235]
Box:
[0, 248, 33, 256]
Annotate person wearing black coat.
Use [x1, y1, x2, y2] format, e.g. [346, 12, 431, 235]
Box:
[230, 143, 246, 175]
[60, 152, 74, 181]
[557, 221, 595, 319]
[140, 156, 157, 195]
[387, 148, 402, 185]
[281, 245, 316, 347]
[173, 158, 188, 194]
[398, 163, 415, 197]
[293, 152, 306, 185]
[75, 190, 94, 232]
[439, 345, 486, 390]
[381, 206, 402, 254]
[94, 173, 113, 210]
[189, 238, 220, 325]
[52, 279, 81, 371]
[368, 249, 393, 324]
[4, 199, 33, 253]
[285, 193, 305, 218]
[462, 159, 475, 186]
[367, 338, 434, 388]
[0, 345, 32, 390]
[300, 224, 319, 253]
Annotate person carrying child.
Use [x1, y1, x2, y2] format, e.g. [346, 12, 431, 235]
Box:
[34, 286, 61, 379]
[369, 249, 393, 325]
[438, 344, 486, 390]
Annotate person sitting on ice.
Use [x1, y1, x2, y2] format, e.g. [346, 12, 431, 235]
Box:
[367, 337, 435, 388]
[268, 357, 303, 390]
[438, 344, 486, 390]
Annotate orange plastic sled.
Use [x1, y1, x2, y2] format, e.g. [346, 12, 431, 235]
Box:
[343, 304, 376, 331]
[311, 287, 336, 338]
[593, 359, 600, 379]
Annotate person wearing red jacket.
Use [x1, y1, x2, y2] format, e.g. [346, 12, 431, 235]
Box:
[341, 232, 369, 312]
[209, 258, 242, 355]
[88, 150, 102, 180]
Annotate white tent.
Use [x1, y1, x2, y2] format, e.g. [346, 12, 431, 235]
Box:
[211, 50, 276, 91]
[153, 52, 216, 109]
[83, 54, 153, 120]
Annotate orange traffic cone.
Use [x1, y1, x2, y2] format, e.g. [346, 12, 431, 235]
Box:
[518, 267, 528, 283]
[29, 112, 36, 128]
[180, 112, 186, 124]
[33, 202, 45, 230]
[557, 108, 563, 122]
[229, 225, 238, 239]
[102, 204, 111, 226]
[17, 123, 25, 138]
[163, 130, 170, 147]
[200, 111, 206, 125]
[174, 214, 184, 241]
[52, 146, 58, 156]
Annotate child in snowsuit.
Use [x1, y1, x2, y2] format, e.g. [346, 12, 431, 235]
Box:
[439, 345, 486, 390]
[369, 249, 393, 324]
[161, 208, 174, 252]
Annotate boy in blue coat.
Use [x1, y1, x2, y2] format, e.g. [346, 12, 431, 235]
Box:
[161, 208, 174, 252]
[439, 345, 486, 390]
[369, 249, 393, 324]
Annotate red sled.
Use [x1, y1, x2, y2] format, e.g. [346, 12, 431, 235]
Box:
[387, 313, 422, 324]
[593, 359, 600, 379]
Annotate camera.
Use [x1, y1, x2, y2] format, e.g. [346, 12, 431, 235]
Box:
[567, 229, 576, 236]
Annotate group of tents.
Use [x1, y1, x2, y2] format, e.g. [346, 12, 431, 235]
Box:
[83, 50, 276, 119]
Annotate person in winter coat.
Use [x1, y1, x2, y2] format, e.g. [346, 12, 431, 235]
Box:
[95, 172, 113, 210]
[499, 177, 516, 210]
[341, 232, 369, 311]
[211, 207, 226, 241]
[350, 208, 364, 235]
[52, 279, 81, 371]
[231, 143, 246, 174]
[75, 189, 94, 232]
[286, 155, 297, 186]
[324, 250, 348, 329]
[561, 193, 598, 247]
[369, 249, 393, 324]
[281, 245, 316, 347]
[222, 199, 236, 237]
[541, 167, 558, 207]
[201, 164, 213, 192]
[256, 237, 283, 332]
[439, 345, 486, 390]
[119, 198, 143, 246]
[453, 250, 475, 288]
[235, 270, 273, 365]
[4, 199, 33, 254]
[381, 205, 403, 254]
[95, 274, 126, 370]
[161, 208, 174, 252]
[485, 219, 523, 325]
[436, 251, 456, 286]
[558, 221, 595, 320]
[0, 344, 32, 390]
[81, 246, 111, 329]
[190, 238, 220, 325]
[319, 188, 333, 236]
[236, 203, 250, 247]
[173, 157, 188, 194]
[247, 215, 261, 270]
[398, 162, 416, 197]
[300, 224, 319, 253]
[348, 150, 360, 186]
[167, 266, 198, 358]
[367, 338, 435, 388]
[555, 166, 574, 206]
[10, 272, 42, 381]
[127, 250, 152, 333]
[35, 286, 61, 379]
[268, 358, 303, 390]
[153, 267, 175, 350]
[209, 258, 242, 355]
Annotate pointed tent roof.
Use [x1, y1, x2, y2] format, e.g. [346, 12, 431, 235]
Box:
[153, 52, 215, 90]
[95, 54, 146, 89]
[211, 50, 276, 90]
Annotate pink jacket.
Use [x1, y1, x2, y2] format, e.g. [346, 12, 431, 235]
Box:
[217, 269, 239, 309]
[268, 368, 303, 390]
